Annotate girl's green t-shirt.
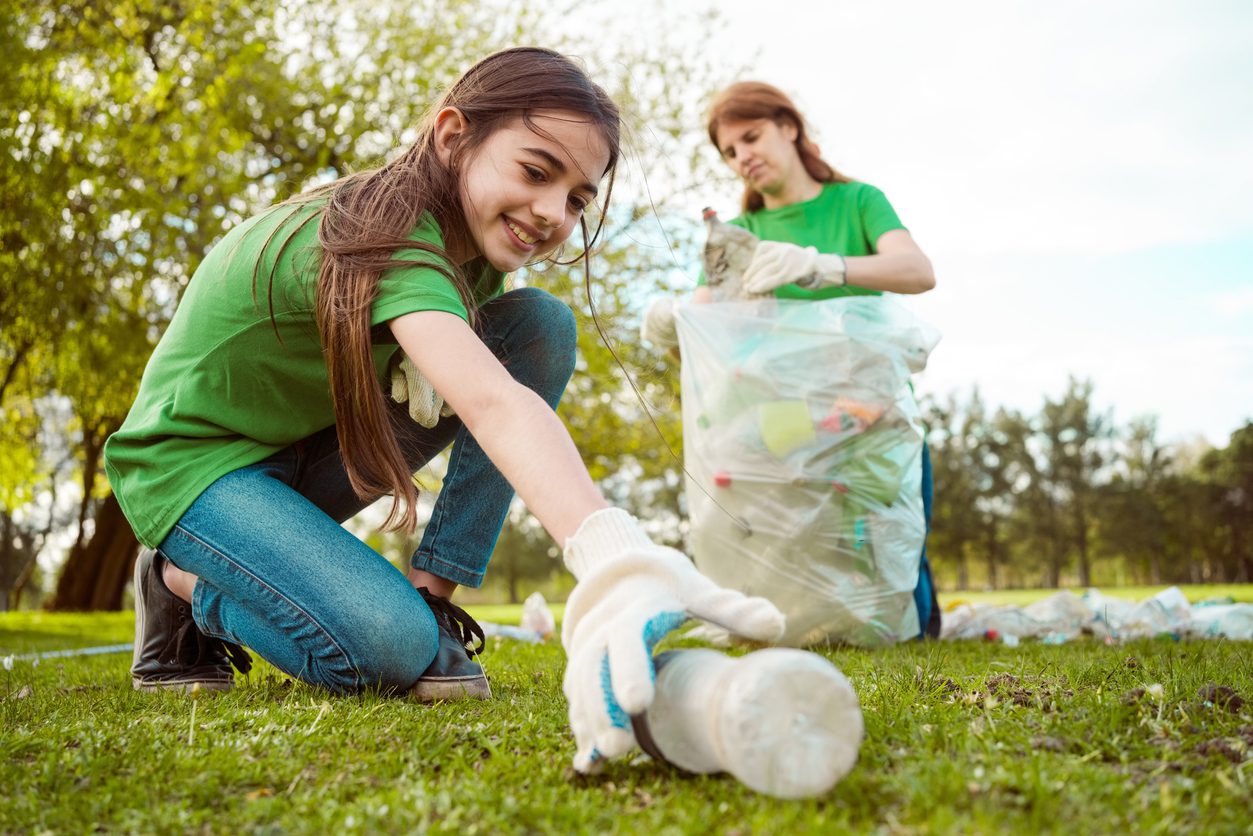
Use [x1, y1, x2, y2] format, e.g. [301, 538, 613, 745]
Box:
[104, 202, 502, 547]
[723, 180, 906, 300]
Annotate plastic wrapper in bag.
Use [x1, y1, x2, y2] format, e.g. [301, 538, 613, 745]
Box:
[675, 296, 940, 647]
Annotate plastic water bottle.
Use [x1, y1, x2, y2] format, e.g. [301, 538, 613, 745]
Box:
[701, 207, 759, 301]
[636, 647, 864, 798]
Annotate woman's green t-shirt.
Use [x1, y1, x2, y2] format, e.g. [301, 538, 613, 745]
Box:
[720, 180, 906, 299]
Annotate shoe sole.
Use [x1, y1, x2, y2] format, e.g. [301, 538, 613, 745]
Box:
[131, 549, 149, 675]
[411, 675, 493, 702]
[132, 677, 235, 693]
[132, 549, 235, 694]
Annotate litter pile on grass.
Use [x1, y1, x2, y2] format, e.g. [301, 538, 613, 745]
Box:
[942, 587, 1252, 644]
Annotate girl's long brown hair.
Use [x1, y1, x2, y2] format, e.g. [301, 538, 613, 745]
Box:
[706, 81, 849, 213]
[260, 48, 620, 532]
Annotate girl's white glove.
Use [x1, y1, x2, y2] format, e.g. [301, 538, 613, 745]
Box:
[561, 508, 785, 773]
[390, 354, 455, 429]
[639, 297, 679, 349]
[742, 240, 847, 296]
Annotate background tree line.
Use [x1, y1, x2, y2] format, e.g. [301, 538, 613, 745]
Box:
[3, 1, 1247, 610]
[923, 379, 1252, 591]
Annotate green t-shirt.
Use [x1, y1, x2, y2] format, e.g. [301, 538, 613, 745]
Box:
[104, 201, 502, 547]
[707, 181, 905, 300]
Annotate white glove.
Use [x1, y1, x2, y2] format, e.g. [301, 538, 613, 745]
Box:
[640, 297, 679, 349]
[561, 508, 785, 774]
[390, 353, 454, 429]
[741, 240, 846, 296]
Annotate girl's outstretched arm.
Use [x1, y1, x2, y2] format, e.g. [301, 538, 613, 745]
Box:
[393, 309, 786, 775]
[389, 309, 609, 544]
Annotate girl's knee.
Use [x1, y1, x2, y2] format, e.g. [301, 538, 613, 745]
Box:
[522, 286, 576, 332]
[345, 605, 439, 693]
[509, 287, 576, 348]
[491, 288, 577, 388]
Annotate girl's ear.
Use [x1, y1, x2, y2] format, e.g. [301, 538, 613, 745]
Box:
[433, 107, 469, 167]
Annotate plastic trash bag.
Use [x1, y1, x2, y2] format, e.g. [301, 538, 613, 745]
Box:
[1187, 603, 1253, 641]
[675, 296, 940, 647]
[941, 590, 1094, 642]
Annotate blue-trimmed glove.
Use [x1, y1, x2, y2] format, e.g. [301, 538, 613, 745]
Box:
[561, 508, 785, 773]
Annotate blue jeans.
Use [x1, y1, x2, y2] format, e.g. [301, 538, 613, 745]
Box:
[156, 288, 577, 693]
[912, 442, 941, 638]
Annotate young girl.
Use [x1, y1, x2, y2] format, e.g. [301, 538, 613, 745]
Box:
[105, 48, 782, 773]
[663, 80, 942, 637]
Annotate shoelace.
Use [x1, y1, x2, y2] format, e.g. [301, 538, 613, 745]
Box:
[418, 587, 486, 658]
[163, 618, 254, 675]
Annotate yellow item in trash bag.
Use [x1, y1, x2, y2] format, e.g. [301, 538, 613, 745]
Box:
[758, 400, 815, 457]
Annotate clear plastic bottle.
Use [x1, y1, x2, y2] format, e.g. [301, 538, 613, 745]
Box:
[637, 647, 864, 798]
[701, 207, 759, 301]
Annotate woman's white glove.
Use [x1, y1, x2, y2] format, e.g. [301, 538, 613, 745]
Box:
[742, 240, 847, 296]
[390, 353, 455, 429]
[639, 297, 679, 349]
[561, 508, 785, 774]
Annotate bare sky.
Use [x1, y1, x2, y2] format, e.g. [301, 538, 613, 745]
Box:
[590, 0, 1253, 445]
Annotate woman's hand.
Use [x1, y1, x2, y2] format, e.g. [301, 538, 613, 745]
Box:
[742, 241, 847, 295]
[741, 231, 936, 296]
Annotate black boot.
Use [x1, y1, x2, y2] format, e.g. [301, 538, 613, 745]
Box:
[131, 548, 252, 692]
[410, 587, 492, 701]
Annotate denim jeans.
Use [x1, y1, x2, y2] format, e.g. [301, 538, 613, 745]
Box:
[156, 287, 577, 693]
[912, 441, 941, 638]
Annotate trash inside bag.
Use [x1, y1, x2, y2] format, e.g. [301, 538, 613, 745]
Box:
[675, 296, 941, 647]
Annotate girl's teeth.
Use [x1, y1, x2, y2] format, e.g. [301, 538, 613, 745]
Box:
[508, 220, 536, 244]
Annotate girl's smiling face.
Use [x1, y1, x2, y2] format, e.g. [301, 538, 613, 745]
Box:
[436, 108, 611, 271]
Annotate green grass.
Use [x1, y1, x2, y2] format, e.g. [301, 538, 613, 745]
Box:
[2, 604, 1251, 834]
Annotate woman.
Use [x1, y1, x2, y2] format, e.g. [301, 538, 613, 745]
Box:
[700, 80, 941, 637]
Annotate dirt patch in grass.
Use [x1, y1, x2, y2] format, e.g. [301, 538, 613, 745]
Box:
[1192, 738, 1245, 764]
[1196, 683, 1244, 713]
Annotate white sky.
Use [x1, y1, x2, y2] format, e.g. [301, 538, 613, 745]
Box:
[583, 0, 1253, 446]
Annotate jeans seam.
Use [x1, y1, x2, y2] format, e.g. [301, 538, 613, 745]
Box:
[171, 524, 363, 689]
[415, 427, 465, 565]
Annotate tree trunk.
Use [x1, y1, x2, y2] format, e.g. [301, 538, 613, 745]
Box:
[954, 539, 968, 590]
[984, 528, 999, 589]
[1074, 503, 1091, 587]
[1046, 537, 1064, 588]
[10, 555, 38, 610]
[48, 493, 139, 611]
[1, 513, 40, 611]
[508, 568, 519, 605]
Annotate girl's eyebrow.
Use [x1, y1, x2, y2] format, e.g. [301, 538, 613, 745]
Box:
[522, 147, 599, 196]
